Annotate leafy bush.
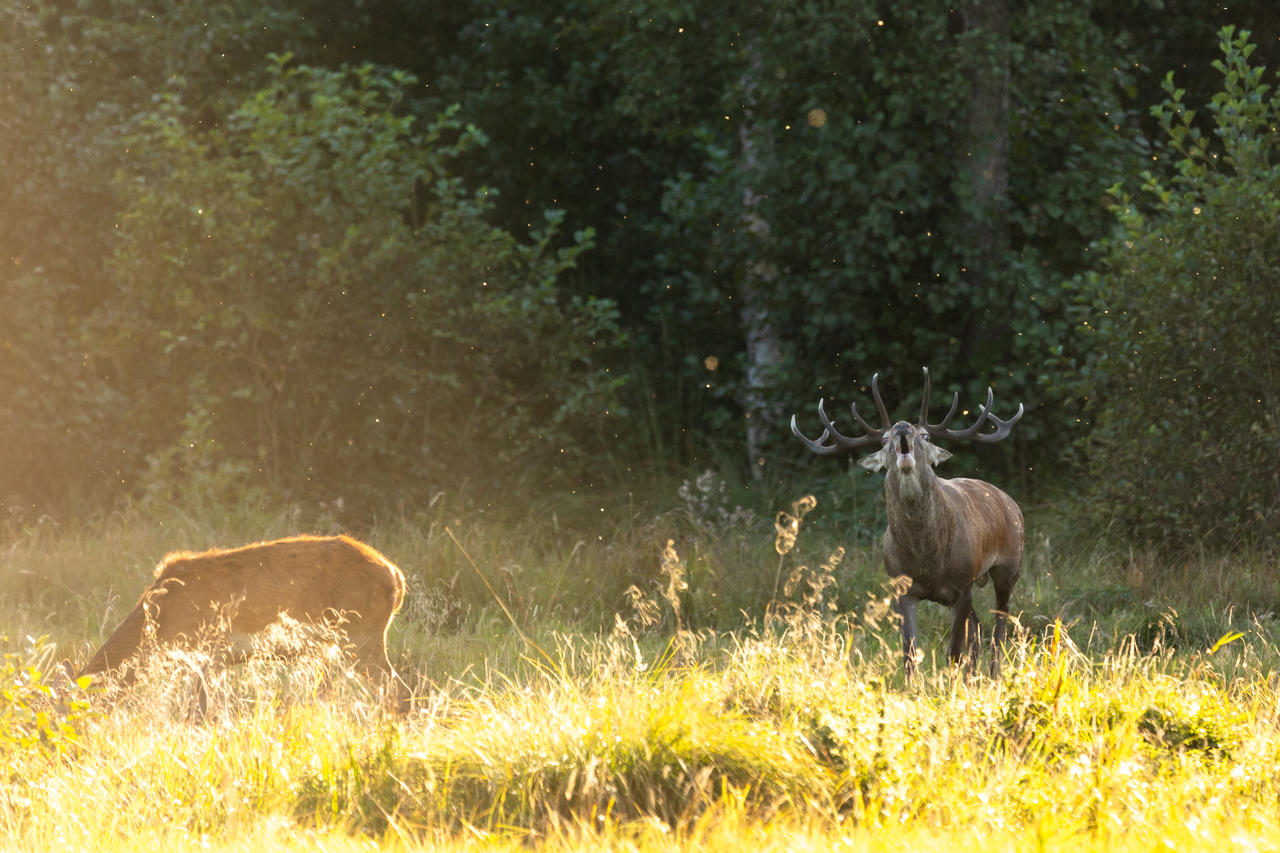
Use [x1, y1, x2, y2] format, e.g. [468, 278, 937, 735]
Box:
[1076, 27, 1280, 553]
[103, 56, 621, 508]
[0, 637, 92, 761]
[1137, 699, 1241, 758]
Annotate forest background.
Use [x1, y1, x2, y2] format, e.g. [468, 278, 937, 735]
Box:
[3, 0, 1279, 598]
[7, 6, 1280, 848]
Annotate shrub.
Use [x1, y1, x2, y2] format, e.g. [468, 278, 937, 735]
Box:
[103, 56, 621, 509]
[0, 637, 93, 761]
[1076, 27, 1280, 553]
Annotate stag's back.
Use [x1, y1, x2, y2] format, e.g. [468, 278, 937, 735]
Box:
[939, 477, 1024, 579]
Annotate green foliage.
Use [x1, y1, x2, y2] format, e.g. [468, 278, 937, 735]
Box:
[102, 56, 621, 507]
[3, 0, 1279, 524]
[0, 637, 93, 761]
[0, 0, 348, 514]
[1076, 27, 1280, 552]
[1137, 698, 1241, 758]
[438, 1, 1146, 478]
[0, 4, 132, 511]
[3, 3, 625, 516]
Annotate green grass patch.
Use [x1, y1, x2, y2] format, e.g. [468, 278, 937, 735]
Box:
[3, 490, 1280, 850]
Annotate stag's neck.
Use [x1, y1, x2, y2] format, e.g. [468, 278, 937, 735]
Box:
[885, 462, 944, 510]
[884, 466, 955, 554]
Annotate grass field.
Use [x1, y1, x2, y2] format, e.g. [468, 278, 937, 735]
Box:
[2, 484, 1279, 851]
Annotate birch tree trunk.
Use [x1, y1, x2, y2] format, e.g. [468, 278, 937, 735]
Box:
[737, 39, 784, 478]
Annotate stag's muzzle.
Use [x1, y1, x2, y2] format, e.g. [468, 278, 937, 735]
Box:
[891, 421, 915, 472]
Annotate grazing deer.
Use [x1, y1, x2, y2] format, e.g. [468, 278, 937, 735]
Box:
[72, 535, 411, 715]
[791, 367, 1024, 677]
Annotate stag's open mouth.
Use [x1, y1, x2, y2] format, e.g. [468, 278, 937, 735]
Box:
[895, 433, 915, 472]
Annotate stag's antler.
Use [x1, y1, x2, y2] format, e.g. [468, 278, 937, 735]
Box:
[790, 373, 891, 455]
[919, 366, 1023, 443]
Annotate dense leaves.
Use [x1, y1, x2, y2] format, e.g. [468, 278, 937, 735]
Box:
[0, 0, 1278, 551]
[104, 58, 619, 507]
[0, 637, 92, 760]
[430, 0, 1159, 478]
[1076, 27, 1280, 552]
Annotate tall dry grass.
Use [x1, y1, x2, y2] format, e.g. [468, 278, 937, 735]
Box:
[5, 614, 1280, 851]
[2, 483, 1279, 850]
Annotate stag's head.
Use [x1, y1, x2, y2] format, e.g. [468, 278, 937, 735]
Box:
[860, 420, 951, 475]
[791, 367, 1023, 482]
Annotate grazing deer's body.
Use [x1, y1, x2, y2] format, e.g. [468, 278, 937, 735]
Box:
[792, 368, 1024, 676]
[76, 535, 411, 714]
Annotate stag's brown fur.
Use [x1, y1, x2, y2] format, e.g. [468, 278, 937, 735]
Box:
[793, 369, 1025, 677]
[880, 451, 1024, 673]
[77, 535, 410, 713]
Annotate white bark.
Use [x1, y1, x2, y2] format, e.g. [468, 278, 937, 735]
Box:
[738, 41, 784, 477]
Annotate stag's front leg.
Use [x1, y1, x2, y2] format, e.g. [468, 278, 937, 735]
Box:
[898, 594, 920, 678]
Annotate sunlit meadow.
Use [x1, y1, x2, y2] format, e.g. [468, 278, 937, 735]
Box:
[3, 480, 1280, 851]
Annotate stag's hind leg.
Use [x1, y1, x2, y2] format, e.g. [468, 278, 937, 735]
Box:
[988, 562, 1020, 677]
[948, 587, 982, 670]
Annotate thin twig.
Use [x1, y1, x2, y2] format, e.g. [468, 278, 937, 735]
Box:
[443, 526, 554, 668]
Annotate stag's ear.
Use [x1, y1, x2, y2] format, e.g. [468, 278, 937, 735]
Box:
[921, 442, 952, 467]
[858, 447, 890, 471]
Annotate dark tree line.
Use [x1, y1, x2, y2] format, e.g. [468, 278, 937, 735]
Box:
[1, 1, 1277, 549]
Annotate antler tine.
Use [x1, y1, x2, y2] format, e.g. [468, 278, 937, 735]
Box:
[869, 372, 891, 430]
[937, 392, 961, 429]
[970, 400, 1025, 442]
[919, 367, 931, 425]
[925, 383, 1024, 443]
[815, 398, 886, 448]
[919, 366, 960, 429]
[790, 376, 889, 456]
[790, 413, 847, 456]
[817, 398, 845, 437]
[927, 386, 993, 439]
[790, 406, 877, 455]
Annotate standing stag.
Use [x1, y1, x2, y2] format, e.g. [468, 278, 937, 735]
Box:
[792, 367, 1024, 677]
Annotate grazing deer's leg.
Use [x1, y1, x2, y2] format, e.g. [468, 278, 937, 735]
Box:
[352, 642, 412, 715]
[898, 594, 920, 678]
[186, 664, 210, 724]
